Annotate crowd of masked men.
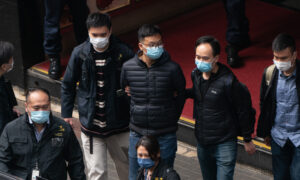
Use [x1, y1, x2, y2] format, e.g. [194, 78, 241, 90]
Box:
[0, 12, 299, 180]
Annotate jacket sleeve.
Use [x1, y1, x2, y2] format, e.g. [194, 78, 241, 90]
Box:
[0, 127, 12, 173]
[231, 79, 254, 140]
[172, 64, 186, 119]
[259, 69, 267, 111]
[185, 71, 195, 99]
[257, 69, 269, 138]
[0, 108, 6, 133]
[120, 65, 128, 89]
[61, 50, 81, 118]
[6, 81, 17, 107]
[64, 125, 86, 180]
[122, 46, 135, 63]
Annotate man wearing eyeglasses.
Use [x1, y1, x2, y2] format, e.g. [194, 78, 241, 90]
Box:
[0, 88, 85, 180]
[121, 24, 186, 180]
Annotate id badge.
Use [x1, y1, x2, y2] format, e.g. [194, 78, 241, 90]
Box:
[32, 169, 40, 180]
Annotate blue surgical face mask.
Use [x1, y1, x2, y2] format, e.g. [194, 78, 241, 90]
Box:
[145, 45, 164, 60]
[195, 59, 213, 72]
[30, 111, 50, 124]
[138, 158, 155, 169]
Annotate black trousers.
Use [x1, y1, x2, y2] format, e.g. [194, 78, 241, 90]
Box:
[43, 0, 88, 56]
[223, 0, 250, 46]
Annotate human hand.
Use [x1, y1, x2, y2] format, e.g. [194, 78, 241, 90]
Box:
[174, 91, 178, 97]
[125, 86, 131, 96]
[64, 118, 74, 128]
[264, 136, 271, 146]
[244, 141, 256, 155]
[13, 107, 21, 117]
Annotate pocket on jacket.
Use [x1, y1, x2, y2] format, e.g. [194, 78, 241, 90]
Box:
[77, 96, 89, 117]
[9, 137, 28, 155]
[130, 105, 147, 125]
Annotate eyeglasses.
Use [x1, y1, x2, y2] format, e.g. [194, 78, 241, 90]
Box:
[142, 42, 163, 48]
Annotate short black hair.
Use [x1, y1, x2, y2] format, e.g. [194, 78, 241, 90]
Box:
[138, 24, 162, 42]
[195, 36, 220, 57]
[86, 12, 111, 30]
[136, 136, 160, 161]
[0, 41, 14, 66]
[26, 87, 51, 103]
[272, 33, 296, 53]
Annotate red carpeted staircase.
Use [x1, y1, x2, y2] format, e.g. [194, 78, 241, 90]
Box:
[119, 0, 300, 135]
[32, 0, 300, 135]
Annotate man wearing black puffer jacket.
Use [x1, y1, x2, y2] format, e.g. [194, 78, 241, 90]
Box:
[61, 13, 134, 180]
[186, 36, 256, 180]
[121, 24, 186, 180]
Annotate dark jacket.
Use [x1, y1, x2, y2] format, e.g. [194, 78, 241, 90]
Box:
[186, 63, 254, 145]
[0, 76, 17, 134]
[137, 161, 180, 180]
[257, 60, 300, 138]
[61, 36, 135, 137]
[121, 51, 186, 136]
[0, 114, 85, 180]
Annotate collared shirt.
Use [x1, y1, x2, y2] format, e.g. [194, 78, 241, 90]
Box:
[28, 116, 50, 142]
[271, 69, 300, 147]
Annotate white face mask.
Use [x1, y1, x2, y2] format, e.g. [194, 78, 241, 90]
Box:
[273, 59, 292, 72]
[90, 36, 109, 49]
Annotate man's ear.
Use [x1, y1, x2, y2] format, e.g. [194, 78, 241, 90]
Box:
[138, 43, 144, 51]
[214, 55, 220, 62]
[25, 102, 28, 113]
[109, 27, 113, 35]
[293, 51, 297, 60]
[0, 64, 6, 71]
[292, 51, 297, 66]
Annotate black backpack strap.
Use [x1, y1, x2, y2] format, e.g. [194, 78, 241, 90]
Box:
[265, 64, 276, 86]
[224, 73, 235, 105]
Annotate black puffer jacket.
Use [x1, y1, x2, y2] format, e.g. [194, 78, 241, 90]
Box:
[187, 63, 254, 145]
[61, 36, 134, 137]
[121, 51, 186, 135]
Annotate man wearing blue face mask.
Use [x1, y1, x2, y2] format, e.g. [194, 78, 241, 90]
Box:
[186, 36, 256, 180]
[257, 33, 300, 180]
[0, 88, 85, 180]
[121, 24, 186, 180]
